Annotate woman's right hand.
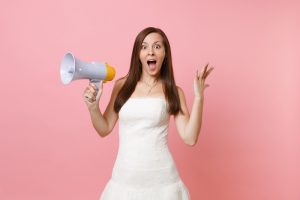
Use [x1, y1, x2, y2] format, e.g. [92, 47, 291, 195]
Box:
[83, 81, 103, 111]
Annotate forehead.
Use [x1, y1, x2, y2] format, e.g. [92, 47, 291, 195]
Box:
[142, 32, 163, 44]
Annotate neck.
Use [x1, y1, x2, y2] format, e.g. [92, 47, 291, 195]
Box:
[140, 73, 159, 84]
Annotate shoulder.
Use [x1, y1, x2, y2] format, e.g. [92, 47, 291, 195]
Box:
[176, 86, 185, 97]
[108, 77, 127, 103]
[176, 85, 188, 106]
[113, 76, 127, 91]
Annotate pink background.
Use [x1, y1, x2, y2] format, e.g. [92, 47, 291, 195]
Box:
[1, 0, 299, 199]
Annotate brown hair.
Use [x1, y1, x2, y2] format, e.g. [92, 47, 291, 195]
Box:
[114, 27, 182, 115]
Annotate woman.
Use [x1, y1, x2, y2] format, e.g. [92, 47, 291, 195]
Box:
[83, 27, 213, 200]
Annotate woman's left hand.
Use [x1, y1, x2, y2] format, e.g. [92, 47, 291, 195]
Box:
[194, 63, 214, 99]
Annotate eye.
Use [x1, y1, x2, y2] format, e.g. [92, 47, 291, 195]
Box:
[154, 44, 161, 49]
[141, 45, 148, 50]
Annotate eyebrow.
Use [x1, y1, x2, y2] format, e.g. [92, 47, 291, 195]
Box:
[142, 41, 162, 44]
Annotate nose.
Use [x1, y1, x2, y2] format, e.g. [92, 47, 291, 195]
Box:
[148, 47, 154, 55]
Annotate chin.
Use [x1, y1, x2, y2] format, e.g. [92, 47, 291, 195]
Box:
[148, 67, 161, 76]
[149, 71, 159, 77]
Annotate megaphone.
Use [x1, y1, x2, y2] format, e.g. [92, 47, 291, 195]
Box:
[60, 52, 116, 89]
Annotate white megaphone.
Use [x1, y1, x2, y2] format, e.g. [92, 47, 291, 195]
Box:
[60, 52, 116, 89]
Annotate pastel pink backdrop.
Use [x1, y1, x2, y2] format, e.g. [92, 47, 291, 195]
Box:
[0, 0, 299, 199]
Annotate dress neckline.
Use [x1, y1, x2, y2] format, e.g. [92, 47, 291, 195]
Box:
[129, 96, 165, 100]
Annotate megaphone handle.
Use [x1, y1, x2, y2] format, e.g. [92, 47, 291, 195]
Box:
[90, 79, 102, 91]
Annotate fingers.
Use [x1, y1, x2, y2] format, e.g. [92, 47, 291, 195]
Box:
[203, 63, 209, 74]
[84, 91, 96, 103]
[89, 83, 97, 93]
[203, 67, 214, 79]
[196, 70, 199, 80]
[96, 81, 103, 99]
[84, 83, 98, 103]
[197, 63, 213, 80]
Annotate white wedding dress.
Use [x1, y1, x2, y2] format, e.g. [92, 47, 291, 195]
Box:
[99, 97, 190, 200]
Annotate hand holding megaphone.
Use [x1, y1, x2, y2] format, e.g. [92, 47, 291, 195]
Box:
[60, 52, 116, 90]
[60, 52, 116, 105]
[84, 81, 103, 106]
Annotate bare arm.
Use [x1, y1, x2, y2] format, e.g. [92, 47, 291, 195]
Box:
[174, 88, 204, 146]
[174, 64, 213, 146]
[84, 79, 125, 137]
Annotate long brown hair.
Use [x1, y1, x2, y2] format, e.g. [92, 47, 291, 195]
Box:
[114, 27, 182, 115]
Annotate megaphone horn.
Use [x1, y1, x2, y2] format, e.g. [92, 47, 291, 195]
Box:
[60, 52, 115, 88]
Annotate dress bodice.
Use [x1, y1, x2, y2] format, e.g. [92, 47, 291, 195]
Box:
[119, 97, 169, 129]
[119, 97, 169, 147]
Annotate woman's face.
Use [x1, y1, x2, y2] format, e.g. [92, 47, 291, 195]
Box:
[139, 32, 166, 77]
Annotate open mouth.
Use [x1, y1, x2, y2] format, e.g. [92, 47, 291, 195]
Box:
[147, 60, 157, 70]
[147, 60, 157, 65]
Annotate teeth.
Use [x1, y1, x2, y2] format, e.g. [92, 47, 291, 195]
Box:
[147, 60, 156, 65]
